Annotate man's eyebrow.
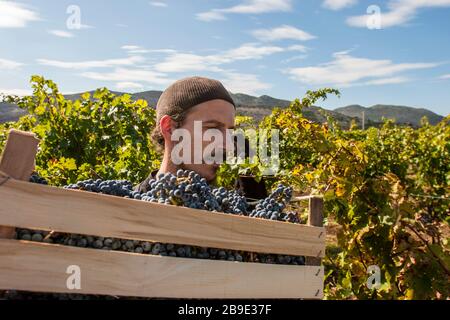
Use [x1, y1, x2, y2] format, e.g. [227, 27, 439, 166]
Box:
[202, 120, 235, 129]
[202, 120, 225, 126]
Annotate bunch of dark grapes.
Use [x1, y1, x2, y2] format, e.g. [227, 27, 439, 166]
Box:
[249, 184, 299, 223]
[128, 170, 248, 215]
[29, 173, 48, 185]
[64, 179, 133, 197]
[60, 171, 298, 224]
[212, 186, 248, 215]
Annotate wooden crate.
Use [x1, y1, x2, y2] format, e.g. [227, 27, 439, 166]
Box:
[0, 129, 325, 299]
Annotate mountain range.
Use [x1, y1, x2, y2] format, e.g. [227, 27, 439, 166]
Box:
[0, 90, 445, 128]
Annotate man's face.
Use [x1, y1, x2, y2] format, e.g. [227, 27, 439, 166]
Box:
[171, 99, 235, 182]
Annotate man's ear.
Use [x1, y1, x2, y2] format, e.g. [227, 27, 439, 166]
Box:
[160, 115, 176, 142]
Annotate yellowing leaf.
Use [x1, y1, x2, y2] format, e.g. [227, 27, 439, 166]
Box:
[335, 184, 345, 197]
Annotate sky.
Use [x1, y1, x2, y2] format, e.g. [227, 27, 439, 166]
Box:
[0, 0, 449, 116]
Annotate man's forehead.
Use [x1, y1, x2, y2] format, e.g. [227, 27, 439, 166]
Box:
[185, 99, 235, 125]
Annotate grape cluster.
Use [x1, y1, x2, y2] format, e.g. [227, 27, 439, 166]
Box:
[29, 173, 48, 185]
[213, 187, 248, 215]
[64, 179, 133, 197]
[129, 170, 249, 215]
[29, 167, 303, 225]
[60, 171, 300, 224]
[249, 184, 299, 223]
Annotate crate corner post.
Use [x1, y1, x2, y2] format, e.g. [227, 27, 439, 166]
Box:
[305, 195, 325, 299]
[305, 196, 324, 265]
[0, 129, 39, 239]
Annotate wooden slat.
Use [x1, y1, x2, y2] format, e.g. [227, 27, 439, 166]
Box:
[0, 239, 324, 299]
[0, 176, 325, 257]
[0, 129, 39, 239]
[306, 197, 324, 266]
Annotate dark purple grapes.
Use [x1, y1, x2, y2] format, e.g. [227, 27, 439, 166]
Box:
[249, 184, 300, 223]
[64, 179, 133, 197]
[29, 173, 48, 185]
[134, 170, 249, 215]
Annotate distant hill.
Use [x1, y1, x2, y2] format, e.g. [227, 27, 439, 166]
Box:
[334, 104, 444, 127]
[63, 90, 125, 101]
[0, 102, 27, 122]
[0, 89, 445, 128]
[131, 90, 162, 106]
[234, 102, 354, 125]
[231, 93, 291, 108]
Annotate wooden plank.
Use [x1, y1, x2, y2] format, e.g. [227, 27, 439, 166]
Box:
[0, 239, 324, 299]
[0, 129, 39, 239]
[0, 177, 325, 257]
[306, 197, 324, 266]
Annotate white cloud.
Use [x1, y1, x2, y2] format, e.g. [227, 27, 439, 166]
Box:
[196, 11, 227, 22]
[286, 52, 437, 87]
[251, 25, 316, 42]
[0, 1, 40, 28]
[440, 74, 450, 79]
[121, 45, 141, 51]
[224, 43, 285, 60]
[48, 30, 74, 38]
[121, 45, 177, 54]
[34, 42, 311, 94]
[150, 2, 168, 7]
[322, 0, 357, 10]
[37, 56, 145, 69]
[80, 68, 173, 85]
[220, 0, 291, 14]
[0, 58, 23, 70]
[281, 54, 308, 63]
[287, 45, 308, 52]
[34, 43, 285, 94]
[116, 82, 145, 90]
[154, 53, 224, 73]
[154, 43, 288, 73]
[0, 88, 31, 96]
[221, 72, 272, 95]
[197, 0, 292, 21]
[85, 69, 270, 96]
[347, 0, 450, 28]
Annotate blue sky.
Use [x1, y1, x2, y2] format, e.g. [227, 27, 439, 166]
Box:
[0, 0, 449, 115]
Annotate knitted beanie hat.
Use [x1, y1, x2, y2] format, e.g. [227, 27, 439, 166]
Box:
[155, 76, 235, 123]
